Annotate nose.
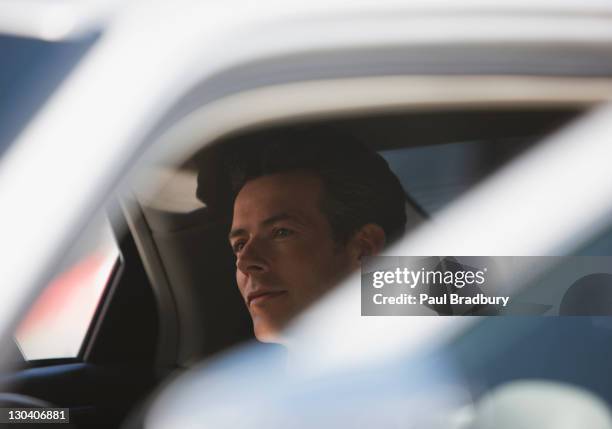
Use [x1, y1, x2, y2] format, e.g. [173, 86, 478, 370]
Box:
[236, 238, 269, 275]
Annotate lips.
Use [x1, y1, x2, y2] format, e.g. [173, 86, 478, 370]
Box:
[247, 290, 287, 306]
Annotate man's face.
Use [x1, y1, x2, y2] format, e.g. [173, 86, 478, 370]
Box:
[229, 171, 356, 342]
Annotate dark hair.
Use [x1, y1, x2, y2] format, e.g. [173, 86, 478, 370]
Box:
[226, 126, 407, 245]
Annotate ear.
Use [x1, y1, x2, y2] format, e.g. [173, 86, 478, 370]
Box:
[347, 223, 386, 266]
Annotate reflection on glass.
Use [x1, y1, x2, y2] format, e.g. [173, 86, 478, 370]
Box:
[15, 218, 119, 360]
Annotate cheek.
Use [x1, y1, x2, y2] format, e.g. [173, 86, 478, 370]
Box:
[311, 247, 354, 285]
[236, 271, 247, 296]
[283, 245, 343, 289]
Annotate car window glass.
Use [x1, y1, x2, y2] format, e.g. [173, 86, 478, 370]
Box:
[381, 137, 612, 256]
[14, 216, 120, 360]
[380, 137, 531, 215]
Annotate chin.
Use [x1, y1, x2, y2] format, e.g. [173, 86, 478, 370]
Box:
[253, 320, 283, 344]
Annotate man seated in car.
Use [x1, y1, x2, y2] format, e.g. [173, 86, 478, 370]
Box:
[227, 127, 407, 343]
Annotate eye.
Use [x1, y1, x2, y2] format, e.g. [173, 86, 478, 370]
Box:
[232, 240, 246, 254]
[273, 228, 294, 239]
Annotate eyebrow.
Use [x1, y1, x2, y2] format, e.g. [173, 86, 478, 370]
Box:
[228, 213, 305, 241]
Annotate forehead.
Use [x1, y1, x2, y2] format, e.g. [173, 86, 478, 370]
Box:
[232, 171, 325, 224]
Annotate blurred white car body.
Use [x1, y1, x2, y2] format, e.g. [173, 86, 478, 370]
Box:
[1, 1, 612, 427]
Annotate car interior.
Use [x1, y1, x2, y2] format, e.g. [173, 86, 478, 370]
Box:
[0, 105, 594, 427]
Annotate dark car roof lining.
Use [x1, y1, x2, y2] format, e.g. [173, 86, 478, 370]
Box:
[197, 108, 583, 167]
[330, 108, 583, 151]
